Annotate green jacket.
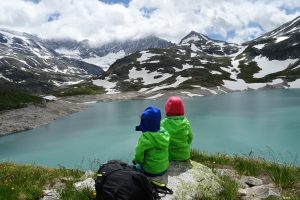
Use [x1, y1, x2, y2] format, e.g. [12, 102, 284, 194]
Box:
[134, 129, 170, 174]
[161, 116, 193, 161]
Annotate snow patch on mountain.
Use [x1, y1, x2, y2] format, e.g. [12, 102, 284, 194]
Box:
[83, 51, 125, 71]
[92, 77, 120, 94]
[271, 79, 284, 84]
[55, 48, 126, 71]
[137, 51, 159, 63]
[52, 80, 84, 87]
[178, 49, 186, 54]
[293, 65, 300, 70]
[128, 67, 172, 85]
[253, 44, 266, 49]
[41, 65, 84, 74]
[0, 73, 13, 82]
[191, 44, 200, 52]
[55, 48, 80, 57]
[275, 36, 289, 43]
[174, 64, 193, 72]
[210, 70, 222, 75]
[289, 79, 300, 88]
[93, 78, 117, 89]
[253, 56, 298, 78]
[148, 60, 160, 63]
[145, 76, 191, 93]
[191, 53, 197, 57]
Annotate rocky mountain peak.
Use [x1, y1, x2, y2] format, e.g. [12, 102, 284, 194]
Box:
[178, 30, 240, 56]
[179, 31, 209, 45]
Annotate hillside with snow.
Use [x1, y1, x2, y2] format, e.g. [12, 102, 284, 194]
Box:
[0, 29, 103, 93]
[44, 36, 173, 71]
[0, 29, 172, 93]
[93, 16, 300, 95]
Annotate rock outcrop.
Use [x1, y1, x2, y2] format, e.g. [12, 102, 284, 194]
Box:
[42, 161, 284, 200]
[216, 168, 281, 199]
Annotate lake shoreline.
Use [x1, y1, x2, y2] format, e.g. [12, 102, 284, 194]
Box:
[0, 87, 226, 136]
[0, 85, 288, 137]
[0, 100, 86, 137]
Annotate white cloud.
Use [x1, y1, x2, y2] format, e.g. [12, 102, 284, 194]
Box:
[0, 0, 299, 45]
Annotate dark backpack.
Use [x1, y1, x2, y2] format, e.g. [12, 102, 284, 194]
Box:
[95, 160, 172, 200]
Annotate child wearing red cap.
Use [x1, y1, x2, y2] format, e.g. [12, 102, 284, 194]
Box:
[161, 96, 193, 161]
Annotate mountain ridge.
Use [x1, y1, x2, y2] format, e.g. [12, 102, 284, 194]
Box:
[1, 16, 300, 95]
[0, 29, 172, 93]
[93, 15, 300, 95]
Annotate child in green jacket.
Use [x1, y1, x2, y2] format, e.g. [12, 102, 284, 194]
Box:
[133, 106, 170, 176]
[161, 96, 193, 161]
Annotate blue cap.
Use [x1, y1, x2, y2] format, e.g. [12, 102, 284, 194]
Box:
[136, 106, 161, 132]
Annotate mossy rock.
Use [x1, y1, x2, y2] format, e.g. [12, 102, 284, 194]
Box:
[150, 160, 223, 200]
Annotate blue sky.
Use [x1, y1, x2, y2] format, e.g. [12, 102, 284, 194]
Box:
[0, 0, 299, 44]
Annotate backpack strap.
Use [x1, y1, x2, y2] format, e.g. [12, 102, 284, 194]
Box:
[131, 171, 159, 199]
[151, 180, 173, 195]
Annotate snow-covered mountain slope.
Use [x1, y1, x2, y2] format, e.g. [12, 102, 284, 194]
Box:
[225, 16, 300, 91]
[94, 16, 300, 94]
[242, 16, 300, 60]
[43, 36, 174, 71]
[179, 31, 240, 56]
[0, 28, 103, 93]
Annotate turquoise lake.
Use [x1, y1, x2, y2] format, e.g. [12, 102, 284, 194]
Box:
[0, 89, 300, 169]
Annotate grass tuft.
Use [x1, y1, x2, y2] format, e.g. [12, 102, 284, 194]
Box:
[199, 176, 239, 200]
[60, 182, 94, 200]
[53, 85, 105, 97]
[270, 164, 296, 189]
[0, 162, 83, 200]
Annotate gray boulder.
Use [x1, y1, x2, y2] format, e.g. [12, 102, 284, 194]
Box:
[238, 183, 281, 199]
[150, 160, 223, 200]
[240, 175, 264, 187]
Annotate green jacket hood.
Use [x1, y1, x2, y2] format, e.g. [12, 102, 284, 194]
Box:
[162, 116, 190, 132]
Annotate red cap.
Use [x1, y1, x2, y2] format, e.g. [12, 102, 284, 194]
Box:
[165, 96, 185, 116]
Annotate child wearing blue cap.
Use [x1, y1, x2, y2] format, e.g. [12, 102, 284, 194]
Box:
[133, 106, 170, 176]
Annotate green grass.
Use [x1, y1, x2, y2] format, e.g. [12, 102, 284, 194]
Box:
[237, 61, 262, 83]
[53, 85, 105, 97]
[0, 90, 42, 111]
[0, 162, 85, 200]
[191, 150, 300, 199]
[60, 182, 94, 200]
[199, 176, 239, 200]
